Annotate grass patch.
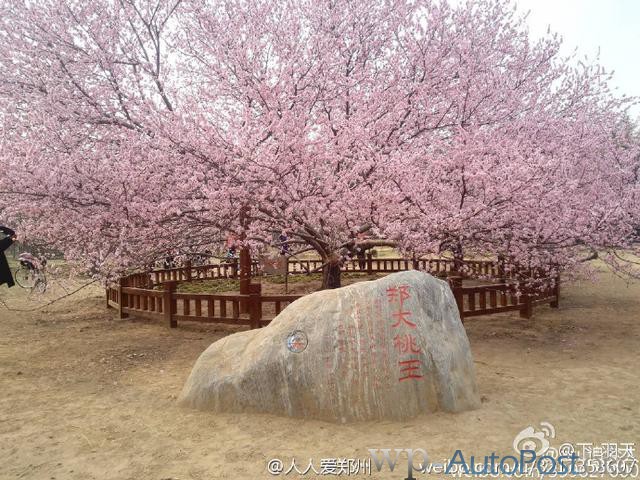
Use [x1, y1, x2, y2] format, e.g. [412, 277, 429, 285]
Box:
[265, 271, 373, 284]
[168, 271, 385, 293]
[177, 279, 239, 293]
[343, 272, 375, 279]
[266, 273, 322, 284]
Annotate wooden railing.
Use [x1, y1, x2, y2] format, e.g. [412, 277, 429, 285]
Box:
[150, 260, 260, 285]
[106, 256, 559, 328]
[282, 255, 504, 278]
[140, 256, 509, 284]
[448, 277, 559, 320]
[107, 279, 303, 329]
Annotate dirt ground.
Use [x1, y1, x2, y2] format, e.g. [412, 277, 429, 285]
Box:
[0, 266, 638, 480]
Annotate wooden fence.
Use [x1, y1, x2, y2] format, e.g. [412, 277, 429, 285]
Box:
[150, 260, 260, 285]
[448, 277, 559, 320]
[106, 257, 559, 328]
[107, 280, 302, 329]
[285, 255, 504, 278]
[144, 256, 507, 283]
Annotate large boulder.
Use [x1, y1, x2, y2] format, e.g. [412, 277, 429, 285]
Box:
[179, 271, 480, 422]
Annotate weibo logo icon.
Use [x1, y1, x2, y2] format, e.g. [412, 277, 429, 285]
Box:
[512, 422, 556, 455]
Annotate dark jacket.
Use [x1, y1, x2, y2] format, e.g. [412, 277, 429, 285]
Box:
[0, 226, 15, 288]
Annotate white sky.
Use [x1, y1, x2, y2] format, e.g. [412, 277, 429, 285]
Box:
[514, 0, 640, 121]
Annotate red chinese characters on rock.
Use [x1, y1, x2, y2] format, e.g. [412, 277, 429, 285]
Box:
[387, 285, 417, 328]
[393, 333, 421, 354]
[398, 359, 423, 381]
[386, 285, 424, 382]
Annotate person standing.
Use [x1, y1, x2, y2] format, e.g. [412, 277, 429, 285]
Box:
[0, 225, 17, 288]
[278, 231, 290, 256]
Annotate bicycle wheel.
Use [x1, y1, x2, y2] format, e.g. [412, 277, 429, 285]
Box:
[14, 267, 36, 289]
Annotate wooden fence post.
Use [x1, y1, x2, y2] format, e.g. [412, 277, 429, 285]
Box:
[164, 281, 177, 328]
[239, 247, 252, 314]
[366, 251, 373, 275]
[448, 276, 464, 321]
[248, 283, 262, 329]
[118, 278, 129, 319]
[519, 284, 533, 319]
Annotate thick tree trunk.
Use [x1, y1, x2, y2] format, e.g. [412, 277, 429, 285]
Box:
[452, 241, 464, 275]
[321, 254, 342, 289]
[497, 253, 506, 282]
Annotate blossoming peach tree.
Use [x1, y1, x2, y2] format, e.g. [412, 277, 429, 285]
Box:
[0, 0, 638, 288]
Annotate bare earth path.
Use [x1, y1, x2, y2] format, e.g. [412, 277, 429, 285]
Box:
[1, 268, 639, 479]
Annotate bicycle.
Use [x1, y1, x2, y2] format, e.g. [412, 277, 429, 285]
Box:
[14, 253, 47, 294]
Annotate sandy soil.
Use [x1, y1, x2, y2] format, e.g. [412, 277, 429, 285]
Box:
[0, 267, 639, 480]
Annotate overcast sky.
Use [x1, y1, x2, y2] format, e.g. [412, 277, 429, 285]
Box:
[515, 0, 640, 120]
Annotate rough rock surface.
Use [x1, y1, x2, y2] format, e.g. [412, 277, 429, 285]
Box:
[179, 271, 480, 422]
